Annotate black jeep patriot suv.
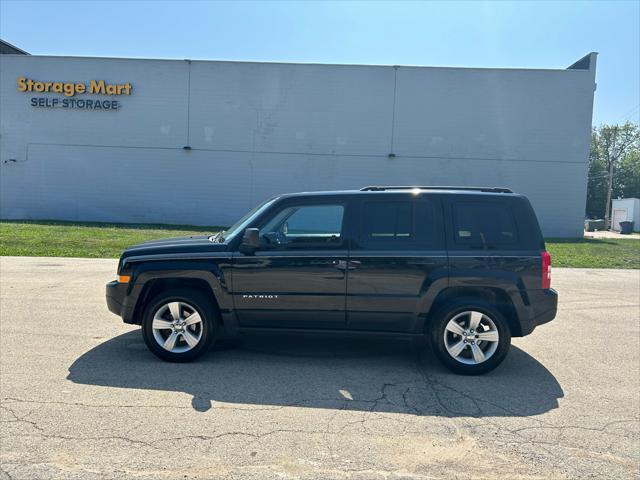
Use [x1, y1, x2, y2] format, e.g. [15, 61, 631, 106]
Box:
[106, 186, 557, 374]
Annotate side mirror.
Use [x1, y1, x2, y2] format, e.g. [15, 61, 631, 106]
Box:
[240, 228, 260, 254]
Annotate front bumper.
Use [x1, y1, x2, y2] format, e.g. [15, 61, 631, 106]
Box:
[518, 288, 558, 336]
[106, 281, 136, 324]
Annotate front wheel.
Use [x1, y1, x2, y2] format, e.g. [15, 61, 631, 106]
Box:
[429, 299, 511, 375]
[141, 289, 216, 362]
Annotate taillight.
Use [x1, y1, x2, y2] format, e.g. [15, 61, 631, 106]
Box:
[542, 251, 551, 289]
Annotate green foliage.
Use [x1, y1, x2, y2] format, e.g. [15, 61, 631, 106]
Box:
[546, 238, 640, 269]
[586, 122, 640, 219]
[1, 220, 638, 269]
[586, 143, 608, 218]
[618, 149, 640, 199]
[0, 220, 222, 258]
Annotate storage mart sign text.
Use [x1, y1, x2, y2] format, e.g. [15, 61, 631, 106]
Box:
[30, 97, 121, 110]
[17, 77, 133, 97]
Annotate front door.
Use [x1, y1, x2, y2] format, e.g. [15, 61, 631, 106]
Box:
[232, 200, 349, 329]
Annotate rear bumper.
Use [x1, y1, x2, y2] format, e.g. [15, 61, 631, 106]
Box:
[106, 281, 136, 324]
[518, 288, 558, 336]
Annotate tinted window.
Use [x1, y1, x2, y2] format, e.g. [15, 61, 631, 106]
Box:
[260, 204, 344, 249]
[362, 202, 413, 240]
[453, 202, 518, 249]
[359, 200, 440, 250]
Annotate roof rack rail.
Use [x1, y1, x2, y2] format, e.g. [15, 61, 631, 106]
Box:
[360, 186, 513, 193]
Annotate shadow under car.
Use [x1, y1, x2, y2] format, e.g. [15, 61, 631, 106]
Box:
[68, 330, 563, 415]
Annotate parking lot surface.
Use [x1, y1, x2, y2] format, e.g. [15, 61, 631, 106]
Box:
[1, 256, 639, 479]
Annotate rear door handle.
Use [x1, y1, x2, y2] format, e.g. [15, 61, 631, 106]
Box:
[334, 260, 348, 270]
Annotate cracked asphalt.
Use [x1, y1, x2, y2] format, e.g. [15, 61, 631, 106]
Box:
[0, 256, 639, 479]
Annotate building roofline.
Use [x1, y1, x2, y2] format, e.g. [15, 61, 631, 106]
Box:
[1, 52, 597, 73]
[0, 39, 29, 55]
[567, 52, 598, 70]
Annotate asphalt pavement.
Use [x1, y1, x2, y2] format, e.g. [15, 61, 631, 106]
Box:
[0, 256, 638, 479]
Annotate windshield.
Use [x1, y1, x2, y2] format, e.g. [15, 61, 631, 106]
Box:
[217, 196, 279, 242]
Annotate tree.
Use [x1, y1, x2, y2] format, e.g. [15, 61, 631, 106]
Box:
[586, 132, 608, 219]
[587, 123, 640, 227]
[616, 148, 640, 199]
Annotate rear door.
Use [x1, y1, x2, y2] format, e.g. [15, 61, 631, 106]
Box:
[346, 194, 448, 332]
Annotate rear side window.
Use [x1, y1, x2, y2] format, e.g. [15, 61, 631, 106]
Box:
[453, 202, 518, 249]
[362, 202, 413, 240]
[359, 200, 440, 250]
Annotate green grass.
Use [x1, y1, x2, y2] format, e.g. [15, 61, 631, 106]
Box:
[0, 220, 222, 258]
[545, 238, 639, 269]
[1, 220, 638, 268]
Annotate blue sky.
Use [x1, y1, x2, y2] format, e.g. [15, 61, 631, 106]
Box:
[1, 0, 638, 125]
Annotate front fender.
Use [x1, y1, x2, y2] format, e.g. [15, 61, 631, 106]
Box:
[123, 257, 234, 324]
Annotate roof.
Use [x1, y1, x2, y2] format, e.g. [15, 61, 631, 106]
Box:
[0, 39, 29, 55]
[1, 51, 597, 73]
[360, 186, 512, 193]
[278, 187, 520, 199]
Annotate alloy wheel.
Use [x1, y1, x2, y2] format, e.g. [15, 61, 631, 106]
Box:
[151, 301, 203, 353]
[443, 310, 500, 365]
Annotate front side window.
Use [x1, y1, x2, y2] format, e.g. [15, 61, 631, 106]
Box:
[260, 204, 344, 249]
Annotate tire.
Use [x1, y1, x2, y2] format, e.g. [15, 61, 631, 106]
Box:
[429, 298, 511, 375]
[141, 288, 217, 362]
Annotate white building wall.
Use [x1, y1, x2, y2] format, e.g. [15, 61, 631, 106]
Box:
[0, 54, 597, 236]
[611, 198, 640, 231]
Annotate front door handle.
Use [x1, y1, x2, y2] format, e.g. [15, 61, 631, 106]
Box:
[334, 260, 360, 270]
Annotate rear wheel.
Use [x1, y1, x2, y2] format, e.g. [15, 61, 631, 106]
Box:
[141, 289, 216, 362]
[429, 299, 511, 375]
